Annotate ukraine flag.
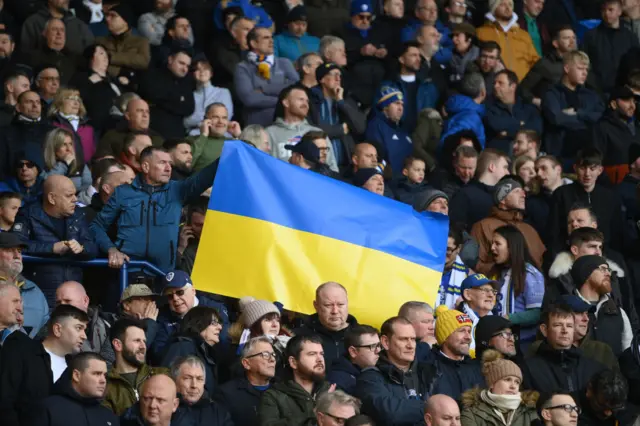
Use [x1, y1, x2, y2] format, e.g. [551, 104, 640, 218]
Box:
[193, 141, 448, 326]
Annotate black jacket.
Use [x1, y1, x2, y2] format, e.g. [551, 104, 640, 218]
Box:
[521, 340, 605, 395]
[449, 179, 495, 228]
[121, 401, 195, 426]
[212, 376, 267, 426]
[176, 393, 233, 426]
[0, 331, 54, 426]
[592, 109, 640, 167]
[69, 71, 121, 134]
[583, 23, 638, 93]
[27, 46, 79, 86]
[483, 97, 543, 154]
[138, 67, 196, 139]
[0, 102, 15, 126]
[430, 350, 485, 401]
[293, 313, 359, 368]
[31, 372, 120, 426]
[619, 334, 640, 406]
[0, 116, 55, 179]
[327, 356, 362, 395]
[160, 333, 220, 395]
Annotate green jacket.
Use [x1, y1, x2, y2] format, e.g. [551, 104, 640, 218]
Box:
[259, 379, 330, 426]
[461, 388, 539, 426]
[103, 363, 169, 415]
[527, 336, 619, 371]
[189, 135, 226, 171]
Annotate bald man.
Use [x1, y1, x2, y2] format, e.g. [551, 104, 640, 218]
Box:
[122, 375, 180, 426]
[424, 394, 461, 426]
[13, 176, 97, 306]
[344, 143, 379, 181]
[95, 98, 165, 158]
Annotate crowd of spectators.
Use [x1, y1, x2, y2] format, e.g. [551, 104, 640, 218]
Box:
[1, 0, 640, 425]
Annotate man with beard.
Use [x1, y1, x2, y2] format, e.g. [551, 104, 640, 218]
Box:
[259, 334, 330, 425]
[355, 316, 435, 425]
[104, 318, 168, 415]
[165, 139, 193, 181]
[474, 316, 518, 361]
[0, 232, 48, 338]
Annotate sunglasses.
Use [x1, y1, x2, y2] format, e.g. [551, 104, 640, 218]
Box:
[357, 14, 373, 21]
[166, 289, 186, 299]
[16, 161, 36, 169]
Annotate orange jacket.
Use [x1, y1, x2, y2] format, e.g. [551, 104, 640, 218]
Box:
[477, 16, 540, 81]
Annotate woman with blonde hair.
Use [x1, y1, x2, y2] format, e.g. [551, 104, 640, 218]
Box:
[41, 128, 91, 192]
[48, 88, 96, 163]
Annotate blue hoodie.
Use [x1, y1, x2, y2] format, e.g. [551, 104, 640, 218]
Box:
[440, 94, 486, 149]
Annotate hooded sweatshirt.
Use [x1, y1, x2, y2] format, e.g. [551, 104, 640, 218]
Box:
[440, 94, 486, 148]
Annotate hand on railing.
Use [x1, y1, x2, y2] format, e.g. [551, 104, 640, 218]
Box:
[108, 248, 130, 269]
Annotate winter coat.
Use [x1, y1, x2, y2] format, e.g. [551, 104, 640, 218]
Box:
[592, 109, 640, 183]
[187, 134, 227, 172]
[378, 75, 440, 134]
[619, 334, 640, 406]
[21, 7, 94, 55]
[460, 388, 539, 426]
[176, 394, 234, 426]
[13, 202, 98, 303]
[0, 176, 44, 207]
[103, 364, 170, 416]
[521, 340, 605, 394]
[234, 58, 299, 126]
[365, 112, 414, 177]
[449, 179, 495, 228]
[137, 10, 176, 46]
[0, 117, 55, 178]
[213, 376, 268, 426]
[150, 293, 230, 361]
[68, 71, 121, 134]
[305, 0, 350, 37]
[583, 23, 639, 93]
[476, 14, 540, 81]
[51, 114, 96, 164]
[0, 331, 54, 426]
[527, 335, 619, 371]
[31, 372, 120, 426]
[121, 401, 194, 426]
[449, 46, 480, 85]
[95, 123, 165, 158]
[390, 178, 432, 206]
[327, 356, 362, 395]
[294, 314, 359, 368]
[274, 31, 320, 62]
[41, 162, 92, 194]
[354, 357, 436, 426]
[259, 379, 330, 426]
[96, 30, 151, 79]
[138, 67, 195, 139]
[267, 118, 339, 172]
[548, 182, 624, 252]
[89, 160, 218, 272]
[430, 350, 486, 401]
[483, 98, 543, 153]
[541, 83, 604, 159]
[27, 46, 80, 86]
[471, 207, 546, 275]
[441, 94, 486, 148]
[15, 275, 49, 338]
[183, 84, 234, 135]
[617, 173, 640, 243]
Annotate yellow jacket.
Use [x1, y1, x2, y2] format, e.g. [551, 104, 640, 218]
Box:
[477, 15, 540, 81]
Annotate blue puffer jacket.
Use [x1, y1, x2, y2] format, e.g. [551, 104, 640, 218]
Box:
[365, 112, 414, 178]
[440, 94, 486, 148]
[274, 30, 320, 62]
[17, 276, 49, 338]
[401, 19, 453, 65]
[90, 160, 219, 272]
[13, 203, 98, 303]
[327, 356, 362, 395]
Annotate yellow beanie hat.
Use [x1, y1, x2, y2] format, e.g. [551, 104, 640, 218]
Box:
[435, 306, 473, 345]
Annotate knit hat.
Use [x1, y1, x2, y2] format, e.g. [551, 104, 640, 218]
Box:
[488, 0, 512, 14]
[110, 3, 135, 30]
[481, 349, 522, 388]
[238, 296, 257, 312]
[413, 189, 449, 212]
[377, 86, 403, 110]
[493, 178, 522, 205]
[316, 62, 342, 83]
[243, 300, 280, 328]
[610, 86, 635, 101]
[570, 255, 608, 287]
[287, 5, 308, 23]
[353, 167, 383, 187]
[435, 306, 473, 345]
[350, 0, 372, 16]
[629, 144, 640, 165]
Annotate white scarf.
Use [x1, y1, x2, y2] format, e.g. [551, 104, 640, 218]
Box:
[438, 255, 468, 309]
[461, 303, 492, 350]
[480, 390, 522, 426]
[83, 0, 104, 23]
[60, 113, 80, 131]
[246, 51, 275, 67]
[497, 269, 514, 316]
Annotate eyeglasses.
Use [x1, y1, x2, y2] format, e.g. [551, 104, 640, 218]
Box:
[492, 331, 518, 341]
[64, 95, 81, 102]
[318, 147, 330, 152]
[166, 289, 186, 299]
[472, 287, 498, 296]
[16, 161, 36, 169]
[480, 54, 498, 60]
[598, 265, 612, 274]
[546, 404, 582, 415]
[245, 351, 277, 361]
[357, 14, 373, 21]
[320, 412, 350, 425]
[354, 342, 382, 351]
[446, 245, 459, 254]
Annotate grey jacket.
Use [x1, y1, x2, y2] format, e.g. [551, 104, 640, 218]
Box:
[21, 8, 94, 55]
[138, 10, 194, 46]
[234, 58, 299, 126]
[41, 162, 92, 194]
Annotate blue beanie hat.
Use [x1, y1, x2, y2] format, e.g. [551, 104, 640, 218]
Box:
[377, 86, 404, 109]
[351, 0, 372, 16]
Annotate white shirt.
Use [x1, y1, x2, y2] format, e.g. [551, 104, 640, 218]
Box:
[45, 348, 67, 383]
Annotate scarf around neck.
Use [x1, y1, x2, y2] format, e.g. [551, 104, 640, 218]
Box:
[247, 51, 275, 80]
[481, 390, 522, 425]
[83, 0, 104, 23]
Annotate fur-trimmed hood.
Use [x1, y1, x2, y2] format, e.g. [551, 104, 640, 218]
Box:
[461, 387, 539, 409]
[549, 251, 625, 279]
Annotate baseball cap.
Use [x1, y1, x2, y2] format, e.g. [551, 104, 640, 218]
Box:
[461, 273, 500, 291]
[610, 86, 635, 101]
[120, 284, 158, 302]
[0, 233, 27, 249]
[162, 270, 193, 290]
[560, 294, 592, 313]
[285, 140, 320, 164]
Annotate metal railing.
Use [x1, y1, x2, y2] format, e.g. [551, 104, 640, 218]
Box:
[22, 255, 166, 295]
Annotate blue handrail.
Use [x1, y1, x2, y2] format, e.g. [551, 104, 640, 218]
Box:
[22, 255, 166, 295]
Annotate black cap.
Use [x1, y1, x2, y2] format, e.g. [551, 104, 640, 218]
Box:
[110, 3, 136, 30]
[353, 167, 383, 187]
[474, 316, 512, 348]
[316, 62, 341, 83]
[559, 295, 592, 313]
[0, 233, 27, 249]
[287, 5, 308, 23]
[610, 86, 635, 101]
[285, 140, 320, 164]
